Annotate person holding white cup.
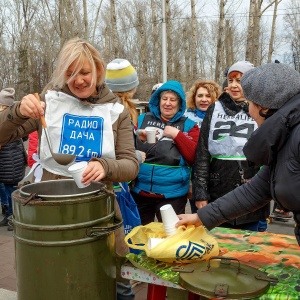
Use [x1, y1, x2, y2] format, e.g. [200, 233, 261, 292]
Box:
[145, 127, 157, 143]
[0, 38, 139, 300]
[132, 80, 200, 225]
[68, 161, 90, 188]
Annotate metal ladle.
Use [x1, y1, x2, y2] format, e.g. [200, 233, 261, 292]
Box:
[34, 93, 76, 165]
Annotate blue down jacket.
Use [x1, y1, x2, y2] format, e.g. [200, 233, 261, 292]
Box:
[132, 80, 196, 198]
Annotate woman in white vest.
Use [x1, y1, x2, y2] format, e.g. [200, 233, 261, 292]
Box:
[0, 38, 139, 300]
[190, 61, 270, 231]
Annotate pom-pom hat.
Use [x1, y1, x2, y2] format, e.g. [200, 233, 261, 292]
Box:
[105, 59, 139, 92]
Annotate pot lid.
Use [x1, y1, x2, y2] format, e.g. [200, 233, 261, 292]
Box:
[175, 256, 278, 299]
[19, 179, 105, 199]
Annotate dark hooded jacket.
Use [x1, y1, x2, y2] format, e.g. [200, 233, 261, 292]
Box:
[0, 139, 27, 184]
[198, 93, 300, 244]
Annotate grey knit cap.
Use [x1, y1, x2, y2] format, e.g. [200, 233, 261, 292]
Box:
[0, 88, 15, 106]
[227, 61, 254, 77]
[105, 59, 139, 92]
[241, 63, 300, 109]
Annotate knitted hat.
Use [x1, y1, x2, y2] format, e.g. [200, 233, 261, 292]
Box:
[105, 59, 139, 92]
[227, 61, 254, 77]
[241, 63, 300, 109]
[152, 83, 163, 92]
[0, 88, 15, 106]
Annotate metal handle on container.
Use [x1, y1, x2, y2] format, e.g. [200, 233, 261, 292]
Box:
[22, 193, 44, 206]
[86, 216, 123, 238]
[206, 256, 241, 273]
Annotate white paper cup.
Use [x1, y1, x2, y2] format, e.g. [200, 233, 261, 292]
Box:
[164, 227, 177, 237]
[145, 128, 156, 143]
[160, 204, 179, 236]
[163, 221, 178, 236]
[148, 238, 165, 250]
[68, 161, 90, 188]
[160, 204, 179, 225]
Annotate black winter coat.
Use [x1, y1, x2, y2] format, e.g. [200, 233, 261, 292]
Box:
[198, 93, 300, 244]
[0, 139, 27, 184]
[193, 92, 270, 225]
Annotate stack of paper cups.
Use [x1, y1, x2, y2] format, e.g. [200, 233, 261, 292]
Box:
[160, 204, 179, 236]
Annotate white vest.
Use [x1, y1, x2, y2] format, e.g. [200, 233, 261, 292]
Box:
[40, 90, 123, 177]
[184, 111, 204, 128]
[208, 101, 257, 160]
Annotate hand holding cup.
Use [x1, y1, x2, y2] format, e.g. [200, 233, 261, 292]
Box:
[145, 128, 157, 143]
[68, 161, 91, 188]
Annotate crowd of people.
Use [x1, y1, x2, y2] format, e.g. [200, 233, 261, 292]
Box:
[0, 37, 300, 300]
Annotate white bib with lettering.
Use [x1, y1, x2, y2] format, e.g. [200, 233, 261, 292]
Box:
[208, 101, 257, 160]
[40, 90, 123, 177]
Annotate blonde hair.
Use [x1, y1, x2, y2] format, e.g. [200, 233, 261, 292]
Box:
[46, 37, 105, 91]
[113, 90, 138, 124]
[186, 80, 221, 110]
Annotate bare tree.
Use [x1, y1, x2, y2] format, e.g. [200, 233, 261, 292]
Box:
[166, 0, 172, 77]
[16, 0, 39, 95]
[0, 0, 289, 101]
[151, 0, 160, 82]
[246, 0, 277, 65]
[191, 0, 197, 79]
[215, 0, 226, 83]
[91, 0, 104, 43]
[137, 9, 149, 90]
[183, 25, 191, 83]
[284, 0, 300, 70]
[224, 19, 234, 69]
[267, 0, 282, 62]
[110, 0, 118, 57]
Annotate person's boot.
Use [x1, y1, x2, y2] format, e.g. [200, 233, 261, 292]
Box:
[0, 216, 9, 226]
[1, 205, 8, 216]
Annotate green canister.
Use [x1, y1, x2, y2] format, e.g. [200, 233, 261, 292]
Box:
[12, 180, 122, 300]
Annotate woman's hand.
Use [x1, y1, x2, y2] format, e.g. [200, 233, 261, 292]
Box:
[136, 129, 147, 142]
[138, 150, 146, 163]
[163, 125, 179, 139]
[20, 94, 45, 119]
[82, 161, 106, 185]
[195, 200, 208, 209]
[176, 213, 203, 227]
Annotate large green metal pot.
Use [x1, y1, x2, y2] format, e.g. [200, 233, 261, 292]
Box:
[12, 179, 122, 300]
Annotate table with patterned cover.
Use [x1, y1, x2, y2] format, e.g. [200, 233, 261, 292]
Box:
[122, 227, 300, 299]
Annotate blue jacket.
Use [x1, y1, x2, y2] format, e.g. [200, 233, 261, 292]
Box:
[132, 80, 196, 198]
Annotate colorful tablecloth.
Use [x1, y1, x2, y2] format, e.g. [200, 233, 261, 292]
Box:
[126, 227, 300, 299]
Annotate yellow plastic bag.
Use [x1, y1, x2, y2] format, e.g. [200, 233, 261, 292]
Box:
[124, 222, 219, 264]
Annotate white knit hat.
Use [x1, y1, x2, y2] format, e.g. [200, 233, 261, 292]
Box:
[227, 61, 254, 77]
[152, 83, 163, 92]
[0, 88, 15, 106]
[105, 59, 139, 92]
